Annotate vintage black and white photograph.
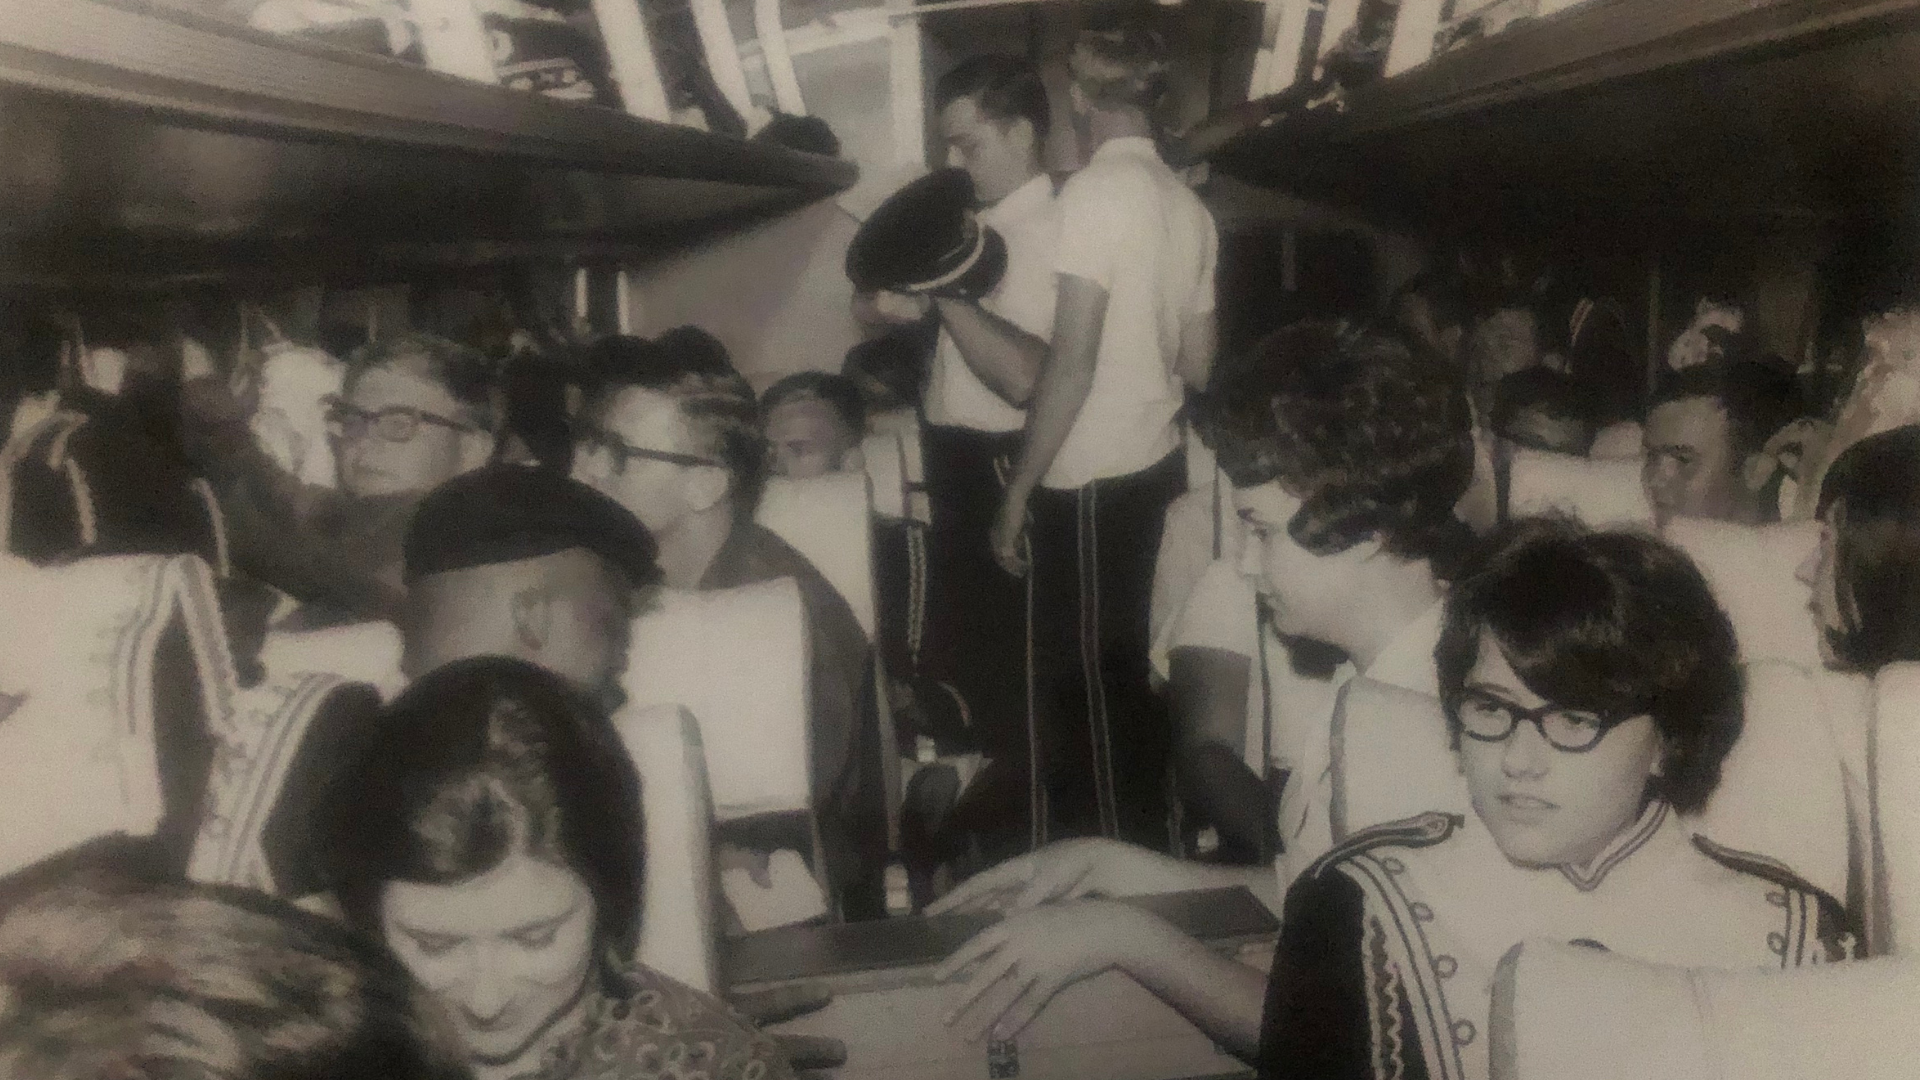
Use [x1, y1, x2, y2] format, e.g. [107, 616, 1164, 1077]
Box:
[1, 0, 1917, 1077]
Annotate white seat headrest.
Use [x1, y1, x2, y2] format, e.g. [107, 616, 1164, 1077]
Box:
[1506, 447, 1653, 527]
[259, 620, 406, 701]
[1873, 662, 1920, 955]
[1492, 941, 1920, 1080]
[615, 703, 718, 992]
[1330, 678, 1466, 840]
[620, 579, 811, 821]
[1664, 516, 1822, 666]
[757, 471, 877, 638]
[862, 430, 909, 522]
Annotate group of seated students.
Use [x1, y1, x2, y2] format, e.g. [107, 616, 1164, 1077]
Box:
[4, 269, 1920, 1080]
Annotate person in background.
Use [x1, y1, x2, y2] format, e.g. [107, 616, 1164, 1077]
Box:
[945, 22, 1217, 847]
[573, 332, 886, 918]
[1642, 357, 1806, 527]
[181, 331, 498, 624]
[761, 372, 867, 480]
[0, 875, 472, 1080]
[1800, 424, 1920, 673]
[318, 657, 795, 1080]
[1461, 291, 1548, 421]
[926, 322, 1473, 1060]
[1260, 519, 1842, 1080]
[1491, 366, 1599, 456]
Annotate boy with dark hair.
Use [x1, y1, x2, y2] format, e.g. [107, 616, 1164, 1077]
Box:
[1643, 357, 1807, 526]
[761, 372, 867, 480]
[925, 322, 1474, 1061]
[1492, 366, 1600, 456]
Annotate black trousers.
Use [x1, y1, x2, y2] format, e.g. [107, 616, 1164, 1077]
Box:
[1027, 449, 1185, 849]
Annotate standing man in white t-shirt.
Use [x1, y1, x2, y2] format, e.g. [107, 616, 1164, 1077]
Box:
[969, 23, 1220, 846]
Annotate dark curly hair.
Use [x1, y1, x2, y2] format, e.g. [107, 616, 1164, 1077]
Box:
[583, 330, 769, 512]
[1198, 320, 1475, 572]
[319, 657, 645, 977]
[1434, 518, 1744, 814]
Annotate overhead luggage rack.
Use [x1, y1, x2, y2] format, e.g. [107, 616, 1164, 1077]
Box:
[1214, 0, 1920, 235]
[0, 0, 859, 287]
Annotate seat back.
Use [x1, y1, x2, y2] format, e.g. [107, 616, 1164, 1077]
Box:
[862, 430, 909, 522]
[616, 703, 720, 992]
[1664, 516, 1822, 667]
[621, 578, 813, 821]
[1329, 677, 1466, 840]
[0, 553, 236, 877]
[259, 620, 406, 700]
[1873, 663, 1920, 955]
[1491, 941, 1920, 1080]
[1504, 446, 1652, 527]
[757, 471, 877, 638]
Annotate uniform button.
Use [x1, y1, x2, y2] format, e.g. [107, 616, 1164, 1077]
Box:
[1410, 902, 1435, 922]
[1382, 857, 1406, 874]
[1434, 954, 1458, 978]
[1452, 1019, 1476, 1046]
[1767, 931, 1787, 956]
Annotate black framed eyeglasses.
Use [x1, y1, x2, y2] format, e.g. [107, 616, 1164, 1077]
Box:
[574, 423, 721, 473]
[324, 396, 479, 444]
[1457, 688, 1635, 753]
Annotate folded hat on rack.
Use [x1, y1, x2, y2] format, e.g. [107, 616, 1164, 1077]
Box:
[846, 169, 1008, 301]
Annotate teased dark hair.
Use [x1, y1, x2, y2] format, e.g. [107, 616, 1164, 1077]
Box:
[0, 876, 470, 1080]
[1434, 518, 1744, 813]
[934, 54, 1052, 143]
[347, 331, 499, 431]
[584, 330, 769, 512]
[320, 657, 645, 972]
[1816, 425, 1920, 672]
[1199, 320, 1475, 570]
[1650, 357, 1806, 460]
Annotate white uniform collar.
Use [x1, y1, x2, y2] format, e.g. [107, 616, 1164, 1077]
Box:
[982, 172, 1054, 227]
[1560, 799, 1671, 892]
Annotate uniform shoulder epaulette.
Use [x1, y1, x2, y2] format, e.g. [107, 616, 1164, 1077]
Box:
[1690, 834, 1851, 942]
[1304, 811, 1463, 881]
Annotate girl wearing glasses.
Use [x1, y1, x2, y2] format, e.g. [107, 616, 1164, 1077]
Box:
[1258, 517, 1843, 1080]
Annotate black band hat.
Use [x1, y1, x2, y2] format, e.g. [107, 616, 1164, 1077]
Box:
[846, 168, 1008, 300]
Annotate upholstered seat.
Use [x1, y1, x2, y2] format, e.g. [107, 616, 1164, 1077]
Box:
[1504, 446, 1652, 527]
[616, 703, 720, 992]
[757, 471, 877, 638]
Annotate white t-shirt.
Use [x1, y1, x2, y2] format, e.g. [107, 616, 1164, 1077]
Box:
[1048, 137, 1217, 488]
[924, 174, 1061, 433]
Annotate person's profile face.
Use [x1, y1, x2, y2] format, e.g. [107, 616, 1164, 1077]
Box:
[1467, 308, 1541, 389]
[939, 96, 1035, 206]
[1641, 396, 1750, 526]
[1455, 633, 1664, 870]
[381, 853, 598, 1072]
[335, 364, 477, 499]
[1233, 482, 1370, 646]
[765, 397, 858, 480]
[572, 388, 699, 536]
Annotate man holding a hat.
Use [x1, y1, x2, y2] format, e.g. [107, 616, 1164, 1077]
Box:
[904, 23, 1217, 847]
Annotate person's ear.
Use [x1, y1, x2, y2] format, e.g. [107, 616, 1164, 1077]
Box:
[1740, 448, 1780, 494]
[511, 586, 554, 653]
[682, 464, 731, 514]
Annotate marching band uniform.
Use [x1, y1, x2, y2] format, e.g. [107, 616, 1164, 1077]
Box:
[1259, 805, 1848, 1080]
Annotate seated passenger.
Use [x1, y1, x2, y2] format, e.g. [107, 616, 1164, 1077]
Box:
[572, 333, 886, 918]
[317, 657, 795, 1080]
[927, 321, 1474, 1060]
[1643, 357, 1805, 527]
[1260, 519, 1845, 1080]
[0, 875, 470, 1080]
[182, 332, 498, 624]
[761, 372, 867, 480]
[1491, 367, 1598, 456]
[1802, 425, 1920, 675]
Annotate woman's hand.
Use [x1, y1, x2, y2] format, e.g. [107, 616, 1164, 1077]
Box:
[934, 900, 1176, 1042]
[926, 838, 1197, 916]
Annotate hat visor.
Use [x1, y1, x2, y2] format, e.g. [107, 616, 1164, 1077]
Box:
[941, 227, 1008, 301]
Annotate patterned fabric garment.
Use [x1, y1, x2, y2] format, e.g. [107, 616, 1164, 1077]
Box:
[517, 962, 793, 1080]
